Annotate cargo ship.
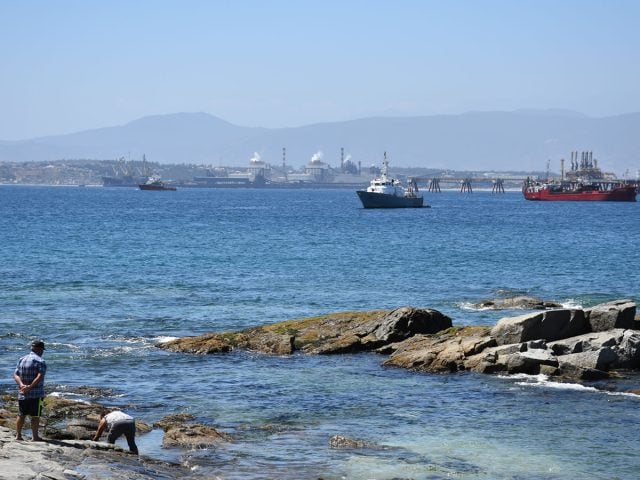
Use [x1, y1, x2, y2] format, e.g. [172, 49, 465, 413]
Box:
[102, 156, 149, 187]
[522, 178, 636, 201]
[356, 153, 425, 208]
[522, 151, 637, 202]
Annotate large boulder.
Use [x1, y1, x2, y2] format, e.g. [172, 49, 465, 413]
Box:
[490, 309, 589, 345]
[556, 349, 619, 380]
[585, 300, 638, 332]
[548, 329, 640, 369]
[504, 349, 559, 375]
[614, 330, 640, 367]
[384, 326, 494, 373]
[547, 330, 624, 356]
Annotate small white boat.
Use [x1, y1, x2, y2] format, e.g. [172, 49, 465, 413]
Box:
[139, 175, 177, 191]
[356, 153, 425, 208]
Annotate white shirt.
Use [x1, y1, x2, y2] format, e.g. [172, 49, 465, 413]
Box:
[105, 411, 133, 425]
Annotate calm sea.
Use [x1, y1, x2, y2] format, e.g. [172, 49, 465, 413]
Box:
[1, 185, 639, 479]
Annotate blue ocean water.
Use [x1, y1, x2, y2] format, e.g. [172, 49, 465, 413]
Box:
[1, 185, 639, 479]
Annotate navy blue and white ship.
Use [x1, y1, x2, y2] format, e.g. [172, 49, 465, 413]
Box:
[356, 153, 425, 208]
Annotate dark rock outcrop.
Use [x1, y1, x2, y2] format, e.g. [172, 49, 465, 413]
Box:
[585, 299, 638, 331]
[329, 435, 380, 449]
[387, 301, 640, 381]
[159, 307, 453, 355]
[154, 414, 232, 448]
[382, 326, 494, 372]
[489, 309, 589, 345]
[474, 296, 562, 310]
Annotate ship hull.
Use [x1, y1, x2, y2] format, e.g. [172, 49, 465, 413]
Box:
[523, 187, 636, 202]
[139, 184, 176, 191]
[357, 190, 424, 208]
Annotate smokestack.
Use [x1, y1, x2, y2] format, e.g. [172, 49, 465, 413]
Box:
[560, 158, 565, 181]
[282, 147, 286, 170]
[341, 147, 344, 171]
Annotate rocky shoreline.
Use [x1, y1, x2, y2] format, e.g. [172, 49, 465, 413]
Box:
[2, 298, 638, 478]
[0, 425, 201, 480]
[0, 392, 233, 478]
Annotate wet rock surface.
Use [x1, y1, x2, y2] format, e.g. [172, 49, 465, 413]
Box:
[329, 434, 382, 449]
[0, 426, 200, 480]
[0, 391, 151, 441]
[0, 388, 230, 479]
[154, 414, 232, 448]
[159, 307, 453, 355]
[473, 296, 562, 310]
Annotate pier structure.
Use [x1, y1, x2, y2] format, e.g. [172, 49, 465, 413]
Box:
[416, 175, 519, 193]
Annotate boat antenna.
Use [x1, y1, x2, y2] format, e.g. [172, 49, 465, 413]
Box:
[546, 159, 550, 182]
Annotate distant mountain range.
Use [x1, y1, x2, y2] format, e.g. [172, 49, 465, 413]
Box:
[1, 110, 639, 174]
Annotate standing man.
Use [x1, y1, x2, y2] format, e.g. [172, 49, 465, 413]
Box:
[14, 340, 47, 441]
[93, 409, 139, 454]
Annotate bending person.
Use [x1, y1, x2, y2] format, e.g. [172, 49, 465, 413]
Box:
[93, 409, 139, 454]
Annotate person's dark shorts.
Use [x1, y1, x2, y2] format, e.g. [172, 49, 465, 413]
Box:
[18, 397, 44, 417]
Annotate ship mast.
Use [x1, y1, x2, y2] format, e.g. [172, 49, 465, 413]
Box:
[382, 151, 389, 179]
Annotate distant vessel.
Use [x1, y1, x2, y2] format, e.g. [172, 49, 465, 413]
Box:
[356, 153, 425, 208]
[139, 176, 177, 191]
[102, 155, 149, 187]
[103, 174, 148, 187]
[522, 179, 636, 201]
[523, 151, 637, 202]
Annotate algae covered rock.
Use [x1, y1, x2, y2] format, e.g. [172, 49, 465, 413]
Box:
[155, 413, 232, 448]
[159, 307, 452, 356]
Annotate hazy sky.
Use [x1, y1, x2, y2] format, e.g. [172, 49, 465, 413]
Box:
[1, 0, 639, 140]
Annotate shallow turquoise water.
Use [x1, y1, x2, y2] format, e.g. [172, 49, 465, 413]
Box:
[1, 185, 639, 479]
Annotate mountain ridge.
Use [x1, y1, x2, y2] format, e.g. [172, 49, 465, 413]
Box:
[1, 110, 638, 174]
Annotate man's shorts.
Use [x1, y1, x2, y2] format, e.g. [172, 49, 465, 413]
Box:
[18, 398, 44, 417]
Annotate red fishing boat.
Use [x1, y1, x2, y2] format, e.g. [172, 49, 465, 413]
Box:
[522, 179, 636, 201]
[522, 151, 637, 202]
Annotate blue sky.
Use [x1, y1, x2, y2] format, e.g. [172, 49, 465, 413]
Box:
[1, 0, 639, 140]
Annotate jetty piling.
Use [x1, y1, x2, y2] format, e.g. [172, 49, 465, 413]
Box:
[460, 178, 473, 193]
[428, 178, 441, 192]
[492, 178, 505, 193]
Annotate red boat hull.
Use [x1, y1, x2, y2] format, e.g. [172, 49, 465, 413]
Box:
[523, 186, 636, 202]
